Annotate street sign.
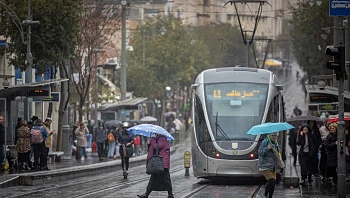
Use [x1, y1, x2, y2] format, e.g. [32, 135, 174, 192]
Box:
[329, 0, 350, 16]
[33, 92, 60, 102]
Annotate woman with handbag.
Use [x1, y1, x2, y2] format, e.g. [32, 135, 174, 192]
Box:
[138, 133, 173, 198]
[117, 122, 133, 176]
[258, 132, 282, 198]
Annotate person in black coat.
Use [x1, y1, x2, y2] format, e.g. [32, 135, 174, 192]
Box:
[297, 123, 319, 186]
[117, 122, 133, 173]
[288, 127, 298, 166]
[324, 123, 338, 186]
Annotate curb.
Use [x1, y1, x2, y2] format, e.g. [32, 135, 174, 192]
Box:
[4, 144, 181, 187]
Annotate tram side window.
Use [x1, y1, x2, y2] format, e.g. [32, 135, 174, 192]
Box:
[266, 95, 279, 123]
[194, 95, 210, 144]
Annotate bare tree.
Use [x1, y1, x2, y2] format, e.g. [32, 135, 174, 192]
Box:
[70, 0, 121, 121]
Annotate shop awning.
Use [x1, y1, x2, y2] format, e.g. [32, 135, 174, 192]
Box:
[100, 97, 147, 111]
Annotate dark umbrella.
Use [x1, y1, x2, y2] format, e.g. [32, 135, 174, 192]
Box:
[287, 116, 322, 126]
[128, 120, 140, 126]
[105, 120, 122, 129]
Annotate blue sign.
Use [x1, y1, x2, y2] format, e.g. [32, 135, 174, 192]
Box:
[330, 0, 350, 16]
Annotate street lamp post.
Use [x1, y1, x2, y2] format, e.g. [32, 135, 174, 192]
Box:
[22, 0, 40, 83]
[120, 0, 128, 101]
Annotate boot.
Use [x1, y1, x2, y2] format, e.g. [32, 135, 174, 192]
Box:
[168, 193, 174, 198]
[137, 193, 149, 198]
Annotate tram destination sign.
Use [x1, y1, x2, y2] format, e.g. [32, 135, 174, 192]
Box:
[329, 0, 350, 16]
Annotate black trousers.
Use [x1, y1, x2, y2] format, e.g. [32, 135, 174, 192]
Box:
[320, 152, 328, 177]
[18, 151, 31, 164]
[33, 142, 47, 168]
[97, 143, 104, 159]
[121, 154, 129, 171]
[290, 145, 297, 164]
[326, 166, 337, 183]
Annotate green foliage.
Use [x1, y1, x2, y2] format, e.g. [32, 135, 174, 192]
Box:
[127, 17, 247, 99]
[0, 0, 81, 73]
[289, 0, 333, 82]
[127, 16, 211, 99]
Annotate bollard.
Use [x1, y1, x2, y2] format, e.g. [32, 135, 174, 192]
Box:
[184, 151, 191, 177]
[61, 125, 72, 160]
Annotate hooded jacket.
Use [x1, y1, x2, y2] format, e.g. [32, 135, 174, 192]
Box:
[93, 121, 107, 143]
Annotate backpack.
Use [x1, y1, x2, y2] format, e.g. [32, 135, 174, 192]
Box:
[108, 132, 115, 143]
[30, 127, 43, 144]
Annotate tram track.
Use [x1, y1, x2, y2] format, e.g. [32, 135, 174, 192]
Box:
[70, 166, 184, 198]
[182, 184, 262, 198]
[8, 163, 184, 198]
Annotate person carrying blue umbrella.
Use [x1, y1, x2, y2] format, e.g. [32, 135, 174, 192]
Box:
[247, 122, 293, 198]
[258, 132, 281, 198]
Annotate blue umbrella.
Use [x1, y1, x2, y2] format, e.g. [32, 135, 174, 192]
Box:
[128, 124, 175, 140]
[247, 122, 295, 135]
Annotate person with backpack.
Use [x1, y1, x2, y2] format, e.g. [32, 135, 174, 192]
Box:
[107, 127, 118, 159]
[31, 119, 51, 171]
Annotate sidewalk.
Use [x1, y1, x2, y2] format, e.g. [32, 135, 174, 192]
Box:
[0, 133, 187, 188]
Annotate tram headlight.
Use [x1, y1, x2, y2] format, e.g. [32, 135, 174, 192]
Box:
[250, 153, 254, 158]
[215, 153, 220, 158]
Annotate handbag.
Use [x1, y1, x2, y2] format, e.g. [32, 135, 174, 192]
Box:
[146, 139, 164, 175]
[273, 148, 285, 169]
[126, 146, 134, 157]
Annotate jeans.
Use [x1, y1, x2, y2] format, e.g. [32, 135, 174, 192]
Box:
[79, 147, 87, 158]
[86, 134, 92, 148]
[0, 143, 5, 165]
[108, 142, 116, 157]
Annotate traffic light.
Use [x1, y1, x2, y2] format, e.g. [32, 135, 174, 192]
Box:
[325, 46, 347, 80]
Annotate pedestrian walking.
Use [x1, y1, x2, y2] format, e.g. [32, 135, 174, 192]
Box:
[138, 133, 174, 198]
[324, 123, 338, 186]
[319, 122, 330, 181]
[15, 120, 31, 170]
[297, 123, 319, 186]
[75, 122, 88, 160]
[93, 120, 107, 161]
[0, 116, 5, 170]
[117, 122, 133, 177]
[258, 133, 280, 198]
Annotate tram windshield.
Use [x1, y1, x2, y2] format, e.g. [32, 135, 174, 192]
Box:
[205, 82, 269, 141]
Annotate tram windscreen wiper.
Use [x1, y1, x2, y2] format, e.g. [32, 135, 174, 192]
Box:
[215, 112, 230, 140]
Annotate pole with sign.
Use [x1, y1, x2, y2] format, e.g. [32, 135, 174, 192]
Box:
[329, 2, 349, 197]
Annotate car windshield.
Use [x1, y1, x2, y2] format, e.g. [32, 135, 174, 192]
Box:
[205, 82, 268, 141]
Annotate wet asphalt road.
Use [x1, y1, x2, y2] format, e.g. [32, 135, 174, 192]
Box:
[0, 63, 307, 198]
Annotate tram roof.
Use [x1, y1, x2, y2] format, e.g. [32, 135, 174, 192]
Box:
[306, 84, 350, 99]
[201, 67, 272, 84]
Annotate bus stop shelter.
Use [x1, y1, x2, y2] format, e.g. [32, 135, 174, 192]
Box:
[0, 78, 68, 146]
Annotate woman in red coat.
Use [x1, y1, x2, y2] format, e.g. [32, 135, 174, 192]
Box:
[138, 133, 173, 198]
